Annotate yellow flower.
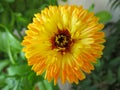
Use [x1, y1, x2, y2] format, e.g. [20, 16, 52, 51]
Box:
[22, 5, 105, 85]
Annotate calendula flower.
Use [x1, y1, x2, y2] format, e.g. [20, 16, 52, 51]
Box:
[22, 5, 105, 85]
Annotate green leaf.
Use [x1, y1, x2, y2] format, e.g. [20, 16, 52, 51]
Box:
[7, 30, 22, 53]
[88, 4, 95, 12]
[0, 3, 4, 13]
[85, 86, 97, 90]
[36, 80, 59, 90]
[62, 0, 67, 2]
[7, 64, 30, 76]
[0, 25, 22, 64]
[94, 59, 104, 71]
[0, 10, 13, 28]
[15, 13, 28, 26]
[39, 4, 49, 11]
[2, 77, 19, 90]
[37, 80, 53, 90]
[94, 59, 101, 67]
[103, 36, 118, 60]
[48, 0, 58, 5]
[118, 67, 120, 81]
[5, 0, 15, 3]
[19, 76, 34, 90]
[0, 60, 10, 72]
[0, 74, 6, 88]
[0, 31, 8, 52]
[80, 79, 91, 87]
[109, 57, 120, 68]
[95, 11, 112, 23]
[51, 81, 60, 90]
[27, 71, 44, 88]
[105, 70, 116, 84]
[0, 25, 21, 53]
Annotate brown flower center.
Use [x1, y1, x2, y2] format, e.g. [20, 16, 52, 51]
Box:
[55, 34, 69, 48]
[51, 30, 72, 53]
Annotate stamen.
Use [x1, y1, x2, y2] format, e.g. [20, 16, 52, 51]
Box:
[51, 30, 72, 52]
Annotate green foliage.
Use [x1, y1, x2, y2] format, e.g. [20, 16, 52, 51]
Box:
[0, 0, 59, 90]
[61, 0, 68, 2]
[88, 4, 112, 23]
[95, 11, 112, 23]
[36, 80, 59, 90]
[88, 4, 95, 12]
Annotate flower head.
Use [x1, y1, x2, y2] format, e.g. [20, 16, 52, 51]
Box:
[22, 5, 105, 85]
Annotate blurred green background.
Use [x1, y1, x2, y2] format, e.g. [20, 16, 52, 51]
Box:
[0, 0, 120, 90]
